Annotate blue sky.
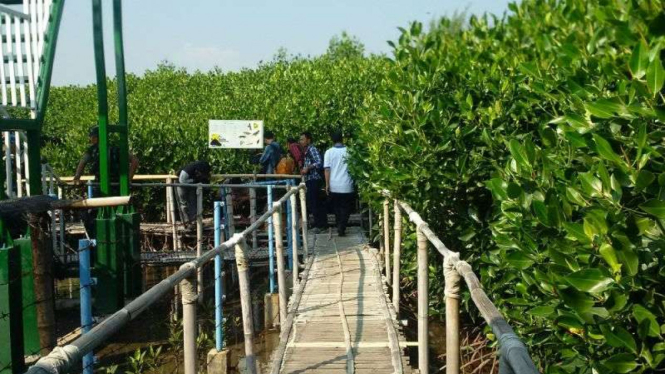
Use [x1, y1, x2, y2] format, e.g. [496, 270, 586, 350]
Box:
[52, 0, 513, 86]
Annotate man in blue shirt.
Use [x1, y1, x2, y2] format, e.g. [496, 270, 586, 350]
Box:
[299, 131, 327, 232]
[259, 131, 281, 175]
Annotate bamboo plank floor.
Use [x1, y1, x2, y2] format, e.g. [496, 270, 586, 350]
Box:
[270, 227, 410, 374]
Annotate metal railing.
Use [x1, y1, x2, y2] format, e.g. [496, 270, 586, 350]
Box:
[380, 197, 540, 374]
[25, 183, 308, 374]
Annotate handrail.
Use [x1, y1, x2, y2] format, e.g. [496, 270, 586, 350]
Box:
[26, 183, 307, 374]
[383, 196, 540, 374]
[58, 173, 302, 183]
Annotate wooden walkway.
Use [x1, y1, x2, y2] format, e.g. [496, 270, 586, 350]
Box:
[270, 227, 410, 374]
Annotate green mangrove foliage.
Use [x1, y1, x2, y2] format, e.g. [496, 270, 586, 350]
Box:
[350, 0, 665, 373]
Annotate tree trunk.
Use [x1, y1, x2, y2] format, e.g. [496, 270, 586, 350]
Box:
[28, 212, 56, 355]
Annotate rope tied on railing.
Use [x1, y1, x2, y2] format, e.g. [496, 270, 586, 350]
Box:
[443, 253, 461, 300]
[28, 345, 79, 374]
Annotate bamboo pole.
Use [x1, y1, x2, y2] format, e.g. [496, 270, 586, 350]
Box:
[383, 200, 391, 285]
[225, 189, 235, 236]
[166, 177, 172, 223]
[234, 236, 257, 374]
[196, 185, 203, 299]
[444, 254, 461, 374]
[392, 200, 402, 313]
[29, 212, 55, 355]
[298, 186, 309, 257]
[180, 273, 197, 374]
[417, 225, 429, 374]
[272, 203, 288, 326]
[250, 187, 257, 250]
[290, 191, 299, 286]
[168, 180, 179, 251]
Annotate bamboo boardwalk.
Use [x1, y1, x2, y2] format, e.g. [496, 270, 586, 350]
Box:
[269, 227, 410, 374]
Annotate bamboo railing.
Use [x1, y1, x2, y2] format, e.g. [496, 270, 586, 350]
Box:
[380, 196, 540, 374]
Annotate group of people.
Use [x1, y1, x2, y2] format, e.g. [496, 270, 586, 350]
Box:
[72, 125, 355, 237]
[257, 130, 355, 236]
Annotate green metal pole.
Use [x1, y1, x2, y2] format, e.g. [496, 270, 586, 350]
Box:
[92, 0, 110, 197]
[113, 0, 130, 197]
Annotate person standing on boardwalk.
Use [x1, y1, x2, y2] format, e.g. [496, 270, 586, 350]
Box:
[259, 131, 281, 175]
[176, 160, 211, 231]
[300, 131, 327, 232]
[324, 131, 355, 237]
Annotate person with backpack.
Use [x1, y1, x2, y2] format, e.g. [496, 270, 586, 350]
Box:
[299, 131, 327, 232]
[259, 131, 281, 175]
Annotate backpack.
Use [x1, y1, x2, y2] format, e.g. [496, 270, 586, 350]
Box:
[275, 154, 295, 175]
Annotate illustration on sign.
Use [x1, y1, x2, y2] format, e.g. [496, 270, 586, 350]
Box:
[208, 120, 264, 149]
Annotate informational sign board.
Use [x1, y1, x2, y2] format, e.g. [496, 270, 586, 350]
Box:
[208, 120, 264, 149]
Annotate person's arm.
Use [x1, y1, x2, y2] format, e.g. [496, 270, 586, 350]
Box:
[312, 147, 323, 170]
[325, 169, 331, 194]
[259, 145, 272, 166]
[73, 153, 91, 183]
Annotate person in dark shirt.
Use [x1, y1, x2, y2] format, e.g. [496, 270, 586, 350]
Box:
[259, 131, 281, 174]
[177, 161, 212, 229]
[73, 126, 139, 193]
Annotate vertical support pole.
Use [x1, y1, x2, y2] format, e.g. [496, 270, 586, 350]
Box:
[168, 179, 179, 251]
[249, 187, 257, 250]
[272, 203, 287, 326]
[368, 207, 373, 241]
[87, 180, 93, 199]
[91, 0, 110, 196]
[180, 272, 197, 374]
[290, 191, 299, 285]
[225, 188, 235, 236]
[298, 185, 309, 258]
[417, 225, 429, 374]
[79, 240, 94, 374]
[166, 177, 172, 223]
[267, 186, 275, 293]
[4, 132, 14, 198]
[112, 0, 130, 197]
[196, 185, 203, 298]
[286, 186, 292, 271]
[41, 164, 47, 195]
[214, 202, 224, 351]
[58, 187, 65, 262]
[383, 200, 391, 285]
[392, 200, 401, 313]
[234, 236, 257, 374]
[443, 255, 460, 374]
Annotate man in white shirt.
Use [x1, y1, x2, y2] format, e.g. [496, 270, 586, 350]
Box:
[324, 131, 355, 236]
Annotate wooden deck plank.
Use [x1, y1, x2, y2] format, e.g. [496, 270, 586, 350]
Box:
[269, 227, 410, 373]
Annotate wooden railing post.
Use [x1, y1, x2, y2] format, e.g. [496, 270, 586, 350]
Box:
[444, 254, 461, 374]
[298, 186, 309, 257]
[196, 185, 203, 298]
[392, 200, 401, 313]
[417, 224, 429, 374]
[290, 191, 299, 285]
[250, 187, 257, 250]
[272, 202, 288, 326]
[234, 235, 257, 374]
[225, 188, 235, 236]
[383, 200, 391, 285]
[180, 272, 197, 374]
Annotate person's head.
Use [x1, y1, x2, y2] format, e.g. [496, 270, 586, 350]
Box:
[299, 132, 313, 148]
[264, 131, 275, 145]
[88, 126, 99, 145]
[331, 131, 343, 144]
[287, 137, 297, 144]
[196, 161, 211, 181]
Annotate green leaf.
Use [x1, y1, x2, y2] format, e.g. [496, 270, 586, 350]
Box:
[506, 252, 535, 270]
[586, 100, 620, 118]
[560, 287, 595, 313]
[600, 325, 637, 353]
[616, 248, 639, 276]
[508, 139, 531, 169]
[564, 269, 613, 293]
[507, 182, 522, 199]
[528, 305, 555, 317]
[532, 200, 550, 226]
[639, 199, 665, 219]
[603, 353, 638, 373]
[635, 169, 655, 191]
[566, 187, 587, 206]
[564, 222, 591, 243]
[583, 209, 608, 238]
[606, 291, 628, 313]
[599, 244, 622, 274]
[629, 39, 649, 79]
[564, 113, 593, 133]
[646, 55, 665, 96]
[580, 173, 603, 196]
[593, 134, 624, 165]
[633, 305, 661, 337]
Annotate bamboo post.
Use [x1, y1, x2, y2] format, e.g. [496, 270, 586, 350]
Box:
[290, 192, 299, 286]
[383, 200, 391, 285]
[392, 200, 402, 313]
[166, 177, 172, 223]
[180, 273, 197, 374]
[298, 186, 309, 257]
[196, 185, 203, 298]
[444, 254, 461, 374]
[368, 207, 373, 240]
[225, 188, 235, 236]
[417, 224, 429, 374]
[29, 212, 56, 355]
[250, 187, 257, 250]
[168, 179, 179, 251]
[234, 235, 257, 374]
[272, 202, 288, 326]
